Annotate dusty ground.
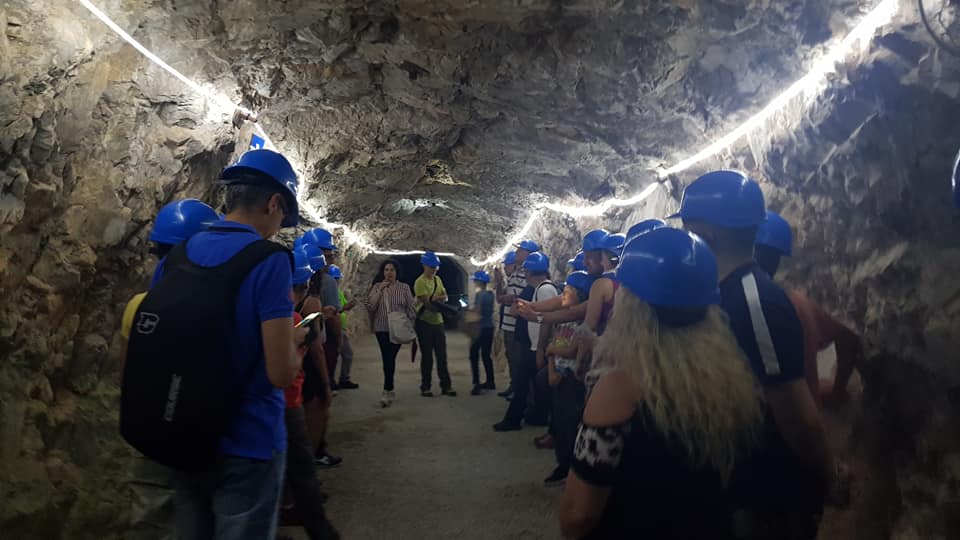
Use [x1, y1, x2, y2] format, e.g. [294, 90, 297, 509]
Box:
[281, 331, 562, 540]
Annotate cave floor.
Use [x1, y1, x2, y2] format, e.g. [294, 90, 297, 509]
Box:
[280, 331, 561, 540]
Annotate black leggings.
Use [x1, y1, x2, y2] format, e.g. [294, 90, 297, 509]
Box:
[375, 332, 402, 391]
[284, 407, 332, 538]
[469, 327, 495, 385]
[553, 376, 585, 473]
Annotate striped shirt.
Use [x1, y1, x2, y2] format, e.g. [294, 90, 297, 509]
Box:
[499, 269, 527, 332]
[365, 281, 417, 333]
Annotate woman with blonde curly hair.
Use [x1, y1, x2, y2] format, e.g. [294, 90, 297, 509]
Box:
[559, 227, 764, 539]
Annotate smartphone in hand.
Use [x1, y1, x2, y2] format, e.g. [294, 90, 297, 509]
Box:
[296, 312, 321, 328]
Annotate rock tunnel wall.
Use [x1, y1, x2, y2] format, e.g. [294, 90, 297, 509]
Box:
[1, 0, 960, 538]
[0, 2, 239, 536]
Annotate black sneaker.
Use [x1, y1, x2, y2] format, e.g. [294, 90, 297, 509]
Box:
[471, 385, 483, 396]
[315, 453, 342, 468]
[481, 381, 496, 390]
[421, 389, 434, 397]
[493, 420, 522, 432]
[543, 467, 567, 486]
[441, 389, 457, 397]
[497, 388, 513, 398]
[338, 380, 359, 390]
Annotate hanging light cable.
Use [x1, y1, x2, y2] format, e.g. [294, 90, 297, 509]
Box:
[470, 0, 899, 265]
[78, 0, 900, 265]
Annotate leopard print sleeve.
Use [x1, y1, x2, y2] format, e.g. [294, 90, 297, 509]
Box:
[571, 422, 632, 487]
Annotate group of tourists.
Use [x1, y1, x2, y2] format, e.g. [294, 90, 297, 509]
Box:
[116, 145, 867, 539]
[469, 169, 866, 539]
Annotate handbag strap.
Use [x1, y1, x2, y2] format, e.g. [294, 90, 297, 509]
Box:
[417, 277, 439, 318]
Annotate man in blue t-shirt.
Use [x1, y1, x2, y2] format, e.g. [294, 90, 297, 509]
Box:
[152, 150, 304, 539]
[675, 170, 842, 539]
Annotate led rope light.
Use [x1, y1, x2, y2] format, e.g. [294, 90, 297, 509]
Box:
[79, 0, 899, 266]
[470, 0, 899, 265]
[77, 0, 426, 257]
[657, 0, 899, 177]
[78, 0, 235, 117]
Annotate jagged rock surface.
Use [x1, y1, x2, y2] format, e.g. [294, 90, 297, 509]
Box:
[2, 0, 960, 538]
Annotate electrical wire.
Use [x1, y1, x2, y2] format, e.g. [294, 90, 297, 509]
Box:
[919, 0, 960, 57]
[77, 0, 901, 265]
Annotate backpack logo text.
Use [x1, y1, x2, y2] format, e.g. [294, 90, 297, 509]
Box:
[163, 374, 182, 422]
[136, 312, 160, 334]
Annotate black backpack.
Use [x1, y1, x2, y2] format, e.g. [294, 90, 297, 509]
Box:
[120, 229, 291, 470]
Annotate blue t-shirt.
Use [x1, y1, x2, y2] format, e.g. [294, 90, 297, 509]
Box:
[151, 221, 293, 460]
[475, 290, 495, 329]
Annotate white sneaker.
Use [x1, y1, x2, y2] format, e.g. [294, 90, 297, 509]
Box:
[388, 390, 396, 403]
[380, 390, 392, 408]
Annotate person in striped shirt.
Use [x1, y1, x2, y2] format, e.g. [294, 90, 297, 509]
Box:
[492, 251, 518, 395]
[493, 240, 539, 399]
[365, 259, 417, 407]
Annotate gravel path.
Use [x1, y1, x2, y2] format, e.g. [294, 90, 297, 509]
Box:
[281, 331, 562, 540]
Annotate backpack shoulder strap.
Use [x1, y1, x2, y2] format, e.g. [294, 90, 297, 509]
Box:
[163, 242, 190, 272]
[219, 240, 292, 291]
[534, 280, 556, 299]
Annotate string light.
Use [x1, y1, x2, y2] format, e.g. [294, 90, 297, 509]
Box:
[78, 0, 235, 118]
[656, 0, 899, 177]
[77, 0, 418, 258]
[79, 0, 900, 266]
[471, 0, 899, 265]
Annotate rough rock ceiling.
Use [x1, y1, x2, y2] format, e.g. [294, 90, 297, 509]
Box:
[128, 0, 867, 253]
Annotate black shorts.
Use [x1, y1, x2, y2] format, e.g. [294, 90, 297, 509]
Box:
[301, 354, 327, 403]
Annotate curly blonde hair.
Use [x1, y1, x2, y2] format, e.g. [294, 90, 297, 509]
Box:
[591, 289, 764, 481]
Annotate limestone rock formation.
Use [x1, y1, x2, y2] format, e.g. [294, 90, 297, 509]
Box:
[1, 0, 960, 538]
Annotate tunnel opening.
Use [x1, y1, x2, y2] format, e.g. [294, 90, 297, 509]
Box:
[392, 254, 467, 330]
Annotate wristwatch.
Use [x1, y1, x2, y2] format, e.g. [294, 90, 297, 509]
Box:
[536, 313, 544, 324]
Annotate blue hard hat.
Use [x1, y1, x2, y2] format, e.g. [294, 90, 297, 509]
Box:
[617, 227, 721, 307]
[514, 239, 541, 253]
[602, 233, 626, 256]
[220, 149, 299, 228]
[472, 271, 491, 283]
[670, 170, 766, 228]
[328, 265, 343, 280]
[299, 228, 337, 251]
[299, 244, 326, 272]
[523, 252, 550, 273]
[582, 229, 611, 252]
[567, 251, 586, 271]
[421, 251, 441, 268]
[149, 199, 220, 245]
[626, 219, 666, 243]
[755, 210, 793, 256]
[564, 271, 594, 295]
[292, 250, 315, 286]
[503, 251, 517, 265]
